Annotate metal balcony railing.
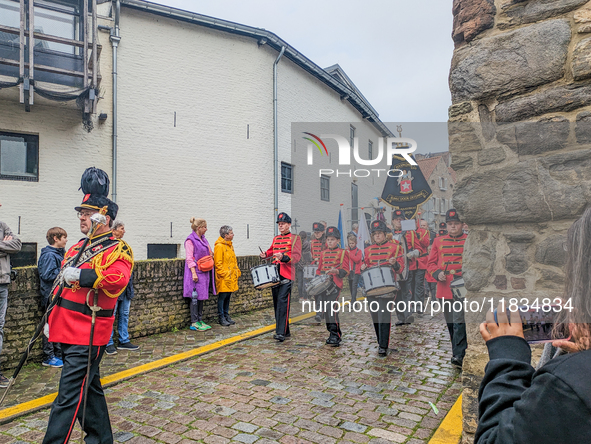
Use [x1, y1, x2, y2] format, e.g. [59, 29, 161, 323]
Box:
[0, 0, 99, 115]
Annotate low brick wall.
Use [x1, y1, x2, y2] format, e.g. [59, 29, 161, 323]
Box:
[2, 256, 279, 370]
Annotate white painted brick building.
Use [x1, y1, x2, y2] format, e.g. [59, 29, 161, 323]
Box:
[0, 0, 394, 261]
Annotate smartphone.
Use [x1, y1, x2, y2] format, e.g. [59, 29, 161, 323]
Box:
[493, 305, 569, 344]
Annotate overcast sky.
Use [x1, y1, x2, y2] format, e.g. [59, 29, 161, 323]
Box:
[154, 0, 453, 152]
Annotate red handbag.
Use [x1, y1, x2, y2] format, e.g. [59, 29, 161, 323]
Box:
[197, 255, 214, 272]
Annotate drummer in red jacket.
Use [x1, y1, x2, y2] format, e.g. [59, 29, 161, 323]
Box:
[315, 227, 350, 347]
[260, 212, 301, 342]
[361, 220, 405, 356]
[427, 209, 468, 368]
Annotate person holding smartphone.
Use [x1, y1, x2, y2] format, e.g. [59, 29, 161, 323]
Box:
[476, 207, 591, 443]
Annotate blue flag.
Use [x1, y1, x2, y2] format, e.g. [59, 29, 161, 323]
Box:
[338, 207, 345, 248]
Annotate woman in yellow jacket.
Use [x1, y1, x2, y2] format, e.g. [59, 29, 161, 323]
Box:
[214, 225, 241, 326]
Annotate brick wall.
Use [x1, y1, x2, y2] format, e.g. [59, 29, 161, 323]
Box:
[2, 256, 278, 370]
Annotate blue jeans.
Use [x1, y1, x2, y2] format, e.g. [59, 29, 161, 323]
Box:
[107, 297, 131, 346]
[217, 292, 232, 317]
[0, 284, 7, 357]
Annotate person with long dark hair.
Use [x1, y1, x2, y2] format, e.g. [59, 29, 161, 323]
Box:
[476, 207, 591, 443]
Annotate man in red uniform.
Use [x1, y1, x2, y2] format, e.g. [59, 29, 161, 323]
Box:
[309, 222, 326, 322]
[391, 210, 429, 325]
[361, 220, 405, 356]
[427, 209, 468, 368]
[316, 227, 349, 346]
[43, 172, 133, 444]
[260, 212, 301, 342]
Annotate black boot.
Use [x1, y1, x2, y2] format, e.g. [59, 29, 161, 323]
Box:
[219, 315, 230, 326]
[225, 315, 236, 325]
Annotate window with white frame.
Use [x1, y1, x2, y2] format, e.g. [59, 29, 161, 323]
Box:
[368, 140, 373, 160]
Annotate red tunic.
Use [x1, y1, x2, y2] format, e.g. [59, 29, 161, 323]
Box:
[363, 240, 405, 276]
[426, 233, 467, 299]
[316, 247, 350, 289]
[348, 246, 363, 274]
[393, 228, 430, 271]
[310, 237, 326, 264]
[48, 232, 134, 346]
[264, 232, 302, 280]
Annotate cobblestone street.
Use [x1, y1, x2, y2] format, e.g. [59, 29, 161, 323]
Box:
[0, 299, 461, 444]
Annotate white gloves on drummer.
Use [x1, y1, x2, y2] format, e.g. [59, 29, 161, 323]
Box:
[63, 267, 81, 285]
[406, 249, 420, 259]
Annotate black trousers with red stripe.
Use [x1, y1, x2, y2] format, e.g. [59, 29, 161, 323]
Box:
[366, 296, 394, 349]
[43, 344, 112, 444]
[320, 287, 342, 340]
[272, 281, 291, 337]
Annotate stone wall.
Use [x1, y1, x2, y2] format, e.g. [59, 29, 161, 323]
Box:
[2, 256, 276, 370]
[448, 1, 591, 442]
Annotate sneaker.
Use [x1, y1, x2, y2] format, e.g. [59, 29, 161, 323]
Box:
[105, 344, 118, 355]
[0, 373, 9, 388]
[200, 321, 212, 330]
[189, 322, 199, 331]
[42, 357, 64, 368]
[118, 342, 140, 351]
[196, 321, 209, 331]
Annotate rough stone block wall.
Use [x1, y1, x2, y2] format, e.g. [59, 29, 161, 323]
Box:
[448, 1, 591, 442]
[2, 256, 277, 370]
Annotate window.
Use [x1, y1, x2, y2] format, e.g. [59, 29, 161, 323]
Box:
[0, 132, 39, 181]
[12, 242, 37, 267]
[440, 199, 446, 214]
[368, 140, 373, 160]
[281, 162, 293, 193]
[439, 177, 447, 190]
[320, 175, 330, 201]
[350, 125, 355, 149]
[147, 244, 178, 259]
[433, 197, 439, 215]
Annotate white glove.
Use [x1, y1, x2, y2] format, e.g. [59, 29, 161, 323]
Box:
[43, 323, 50, 339]
[63, 267, 81, 285]
[406, 249, 420, 259]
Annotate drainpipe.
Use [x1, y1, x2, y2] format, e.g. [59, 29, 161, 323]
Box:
[111, 1, 121, 203]
[273, 46, 285, 236]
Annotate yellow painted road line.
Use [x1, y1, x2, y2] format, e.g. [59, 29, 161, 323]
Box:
[0, 309, 319, 423]
[429, 393, 463, 444]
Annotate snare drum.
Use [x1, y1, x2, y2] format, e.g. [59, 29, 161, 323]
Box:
[251, 264, 281, 289]
[303, 265, 317, 279]
[305, 274, 336, 296]
[450, 277, 467, 300]
[361, 266, 400, 297]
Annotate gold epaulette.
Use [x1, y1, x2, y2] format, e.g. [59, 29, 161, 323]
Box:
[90, 239, 135, 273]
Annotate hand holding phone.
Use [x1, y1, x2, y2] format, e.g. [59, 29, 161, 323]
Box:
[480, 303, 524, 342]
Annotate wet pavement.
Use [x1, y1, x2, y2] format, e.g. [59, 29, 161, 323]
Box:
[0, 295, 461, 443]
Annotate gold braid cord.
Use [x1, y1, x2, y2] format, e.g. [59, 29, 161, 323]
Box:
[89, 240, 135, 298]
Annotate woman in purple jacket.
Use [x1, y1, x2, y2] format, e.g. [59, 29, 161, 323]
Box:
[184, 217, 216, 331]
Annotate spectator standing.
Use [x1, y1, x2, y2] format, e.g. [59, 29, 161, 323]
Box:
[184, 218, 216, 331]
[347, 234, 362, 302]
[38, 227, 67, 367]
[214, 225, 241, 327]
[476, 206, 591, 443]
[105, 221, 139, 355]
[0, 204, 21, 387]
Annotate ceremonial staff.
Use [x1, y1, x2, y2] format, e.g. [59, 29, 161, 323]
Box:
[0, 207, 108, 407]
